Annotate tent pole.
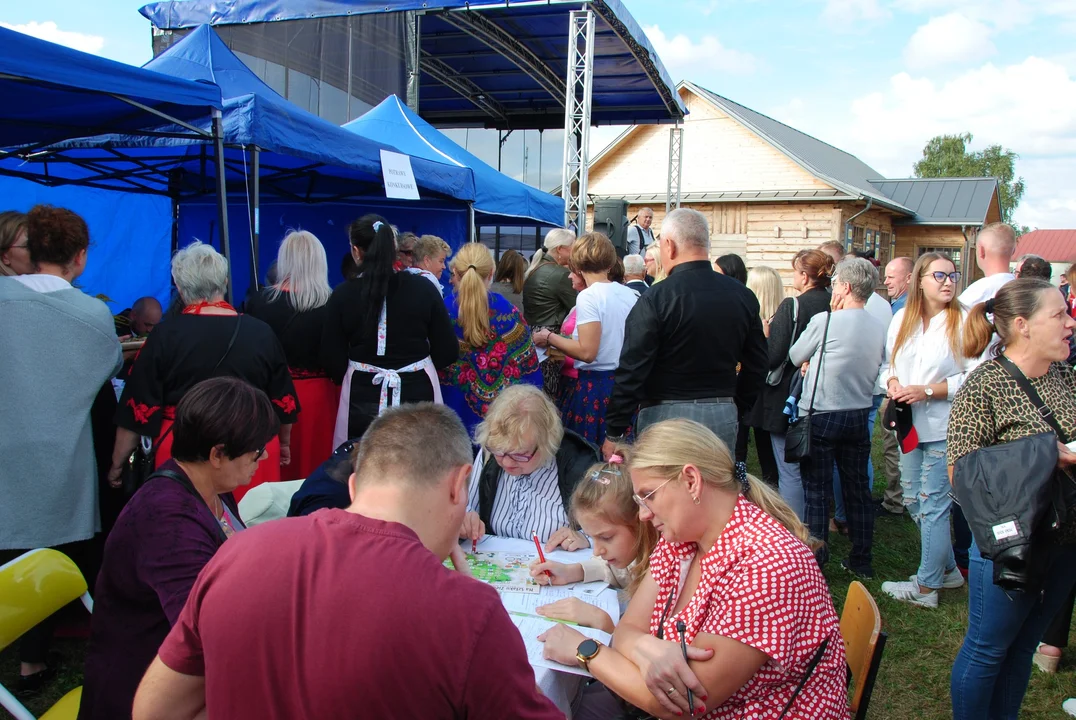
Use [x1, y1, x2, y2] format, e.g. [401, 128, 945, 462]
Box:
[468, 203, 475, 244]
[212, 110, 233, 303]
[250, 146, 261, 290]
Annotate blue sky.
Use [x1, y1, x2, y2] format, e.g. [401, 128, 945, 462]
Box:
[4, 0, 1076, 228]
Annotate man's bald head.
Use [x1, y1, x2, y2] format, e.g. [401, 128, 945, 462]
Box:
[130, 296, 162, 336]
[883, 256, 914, 300]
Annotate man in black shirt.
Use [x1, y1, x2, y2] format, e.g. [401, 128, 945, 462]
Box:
[602, 208, 767, 458]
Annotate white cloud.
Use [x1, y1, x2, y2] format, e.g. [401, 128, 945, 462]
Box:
[903, 13, 996, 71]
[0, 21, 106, 55]
[643, 25, 756, 79]
[821, 0, 890, 29]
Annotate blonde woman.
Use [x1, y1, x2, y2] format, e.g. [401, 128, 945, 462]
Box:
[534, 233, 639, 445]
[879, 251, 971, 608]
[245, 230, 335, 480]
[537, 419, 848, 719]
[409, 234, 451, 296]
[439, 243, 542, 436]
[644, 243, 665, 284]
[739, 265, 784, 488]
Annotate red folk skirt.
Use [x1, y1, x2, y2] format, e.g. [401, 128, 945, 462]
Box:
[155, 407, 280, 503]
[283, 371, 340, 482]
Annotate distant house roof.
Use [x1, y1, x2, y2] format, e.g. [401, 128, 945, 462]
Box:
[681, 81, 911, 215]
[869, 178, 1000, 226]
[1015, 230, 1076, 263]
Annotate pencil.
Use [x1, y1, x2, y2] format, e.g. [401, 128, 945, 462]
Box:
[532, 532, 552, 579]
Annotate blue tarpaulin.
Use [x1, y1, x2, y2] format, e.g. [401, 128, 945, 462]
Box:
[139, 0, 687, 129]
[0, 25, 222, 149]
[344, 96, 562, 227]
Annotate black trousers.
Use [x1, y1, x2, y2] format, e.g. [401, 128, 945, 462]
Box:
[801, 409, 875, 569]
[0, 537, 98, 665]
[735, 422, 778, 488]
[1042, 587, 1075, 648]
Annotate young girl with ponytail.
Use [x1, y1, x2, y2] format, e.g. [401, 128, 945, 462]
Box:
[321, 214, 459, 443]
[438, 243, 543, 436]
[537, 418, 847, 720]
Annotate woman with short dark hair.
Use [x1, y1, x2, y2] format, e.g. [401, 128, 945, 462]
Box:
[79, 377, 278, 720]
[713, 253, 747, 284]
[492, 249, 527, 311]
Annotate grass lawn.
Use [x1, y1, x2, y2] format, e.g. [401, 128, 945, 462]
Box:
[3, 420, 1075, 719]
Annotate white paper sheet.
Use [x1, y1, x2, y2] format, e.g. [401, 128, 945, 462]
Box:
[499, 584, 620, 625]
[510, 613, 612, 677]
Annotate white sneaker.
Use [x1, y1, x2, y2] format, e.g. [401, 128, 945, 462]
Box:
[1062, 698, 1076, 717]
[908, 568, 965, 590]
[881, 579, 939, 608]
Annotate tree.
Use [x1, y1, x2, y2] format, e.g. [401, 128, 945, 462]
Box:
[913, 132, 1026, 225]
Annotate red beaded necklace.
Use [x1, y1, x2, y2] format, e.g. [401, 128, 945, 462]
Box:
[182, 300, 237, 315]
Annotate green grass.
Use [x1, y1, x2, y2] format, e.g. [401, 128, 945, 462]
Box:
[3, 421, 1075, 719]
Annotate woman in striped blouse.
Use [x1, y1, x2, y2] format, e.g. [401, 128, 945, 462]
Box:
[460, 385, 600, 550]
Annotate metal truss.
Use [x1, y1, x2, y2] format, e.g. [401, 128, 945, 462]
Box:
[439, 10, 565, 105]
[666, 125, 683, 214]
[419, 52, 509, 124]
[561, 9, 595, 232]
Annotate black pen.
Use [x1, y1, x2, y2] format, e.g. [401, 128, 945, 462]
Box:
[676, 620, 695, 717]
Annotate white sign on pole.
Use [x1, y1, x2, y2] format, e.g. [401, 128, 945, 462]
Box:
[380, 150, 420, 200]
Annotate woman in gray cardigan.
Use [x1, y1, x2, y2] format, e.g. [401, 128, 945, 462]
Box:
[0, 205, 122, 692]
[789, 257, 887, 578]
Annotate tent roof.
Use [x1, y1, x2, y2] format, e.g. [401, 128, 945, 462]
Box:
[6, 26, 474, 204]
[344, 96, 562, 226]
[139, 0, 687, 129]
[0, 24, 222, 149]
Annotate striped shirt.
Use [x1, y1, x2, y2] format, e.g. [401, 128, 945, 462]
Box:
[466, 454, 568, 543]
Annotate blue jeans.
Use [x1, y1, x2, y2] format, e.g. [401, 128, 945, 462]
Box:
[951, 540, 1076, 720]
[901, 439, 955, 588]
[637, 400, 738, 455]
[833, 394, 883, 524]
[770, 432, 805, 521]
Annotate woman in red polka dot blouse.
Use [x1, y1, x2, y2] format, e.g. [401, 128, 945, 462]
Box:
[539, 419, 848, 719]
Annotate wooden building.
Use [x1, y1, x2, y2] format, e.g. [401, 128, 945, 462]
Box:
[585, 82, 1003, 291]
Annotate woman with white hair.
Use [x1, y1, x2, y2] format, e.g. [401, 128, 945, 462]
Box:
[459, 384, 600, 549]
[110, 241, 298, 501]
[245, 230, 335, 481]
[789, 257, 887, 578]
[523, 228, 578, 396]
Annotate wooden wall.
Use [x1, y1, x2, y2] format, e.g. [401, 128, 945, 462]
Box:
[586, 88, 834, 198]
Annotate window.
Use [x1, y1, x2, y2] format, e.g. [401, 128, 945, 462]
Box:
[917, 246, 963, 274]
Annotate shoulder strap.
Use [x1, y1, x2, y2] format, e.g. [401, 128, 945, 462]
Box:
[150, 469, 229, 544]
[996, 355, 1069, 443]
[804, 312, 832, 417]
[213, 315, 243, 370]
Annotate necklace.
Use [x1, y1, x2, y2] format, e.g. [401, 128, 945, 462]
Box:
[183, 300, 237, 315]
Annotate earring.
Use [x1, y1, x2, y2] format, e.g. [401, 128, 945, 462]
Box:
[693, 495, 701, 505]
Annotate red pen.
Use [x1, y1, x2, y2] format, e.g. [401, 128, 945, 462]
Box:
[532, 532, 552, 579]
[471, 538, 477, 554]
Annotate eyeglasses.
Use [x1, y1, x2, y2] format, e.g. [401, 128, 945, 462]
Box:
[398, 249, 414, 256]
[928, 271, 961, 285]
[252, 446, 266, 460]
[8, 244, 27, 250]
[632, 476, 676, 512]
[492, 446, 538, 463]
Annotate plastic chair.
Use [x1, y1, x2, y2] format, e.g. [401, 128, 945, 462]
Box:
[0, 549, 92, 720]
[840, 580, 886, 720]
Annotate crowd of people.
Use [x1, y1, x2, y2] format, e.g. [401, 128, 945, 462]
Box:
[1, 202, 1074, 720]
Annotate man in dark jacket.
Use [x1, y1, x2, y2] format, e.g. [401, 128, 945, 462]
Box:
[603, 208, 768, 458]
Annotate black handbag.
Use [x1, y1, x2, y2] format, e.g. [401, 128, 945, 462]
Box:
[785, 312, 830, 463]
[120, 316, 243, 495]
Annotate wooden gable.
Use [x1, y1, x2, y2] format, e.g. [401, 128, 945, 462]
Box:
[587, 87, 835, 197]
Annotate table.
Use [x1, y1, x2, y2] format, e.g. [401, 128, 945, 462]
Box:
[462, 536, 621, 718]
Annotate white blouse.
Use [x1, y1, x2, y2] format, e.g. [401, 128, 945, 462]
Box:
[879, 307, 972, 443]
[465, 453, 568, 543]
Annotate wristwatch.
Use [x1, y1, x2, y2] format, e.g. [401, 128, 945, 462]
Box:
[576, 639, 603, 671]
[924, 386, 934, 399]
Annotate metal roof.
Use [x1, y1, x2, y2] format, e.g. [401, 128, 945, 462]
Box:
[1014, 230, 1076, 262]
[585, 189, 852, 204]
[682, 81, 911, 215]
[868, 178, 1000, 226]
[140, 0, 687, 130]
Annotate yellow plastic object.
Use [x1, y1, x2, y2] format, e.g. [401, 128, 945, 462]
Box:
[0, 549, 88, 652]
[38, 687, 83, 720]
[839, 580, 882, 714]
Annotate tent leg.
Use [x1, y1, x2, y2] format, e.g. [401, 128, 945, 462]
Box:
[561, 8, 595, 232]
[212, 111, 233, 304]
[666, 125, 683, 214]
[250, 146, 261, 290]
[170, 197, 180, 255]
[468, 203, 475, 244]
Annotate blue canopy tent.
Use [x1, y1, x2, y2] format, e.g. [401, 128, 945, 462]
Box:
[344, 95, 563, 228]
[3, 25, 477, 302]
[0, 24, 230, 306]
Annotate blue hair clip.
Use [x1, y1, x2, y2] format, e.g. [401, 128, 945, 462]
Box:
[735, 462, 749, 494]
[372, 220, 384, 232]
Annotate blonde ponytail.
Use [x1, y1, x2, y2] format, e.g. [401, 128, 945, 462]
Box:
[450, 243, 495, 348]
[628, 419, 811, 545]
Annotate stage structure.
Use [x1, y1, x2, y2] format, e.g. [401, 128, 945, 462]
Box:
[139, 0, 687, 232]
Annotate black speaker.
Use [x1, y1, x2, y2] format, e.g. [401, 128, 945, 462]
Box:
[593, 198, 629, 257]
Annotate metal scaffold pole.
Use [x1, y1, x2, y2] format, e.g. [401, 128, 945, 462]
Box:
[666, 125, 683, 214]
[561, 8, 595, 233]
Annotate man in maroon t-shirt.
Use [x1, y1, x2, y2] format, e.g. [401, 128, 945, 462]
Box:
[132, 403, 564, 720]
